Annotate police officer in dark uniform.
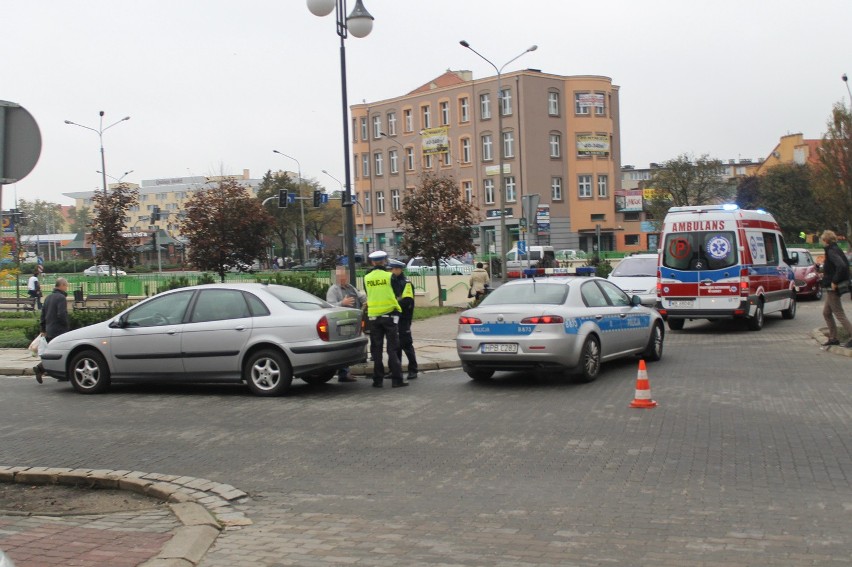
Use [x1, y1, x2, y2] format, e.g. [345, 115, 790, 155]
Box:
[364, 251, 407, 388]
[389, 259, 418, 380]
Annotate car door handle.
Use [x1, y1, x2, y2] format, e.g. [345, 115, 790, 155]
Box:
[619, 313, 627, 318]
[167, 328, 179, 335]
[701, 279, 713, 284]
[235, 325, 247, 331]
[595, 315, 603, 320]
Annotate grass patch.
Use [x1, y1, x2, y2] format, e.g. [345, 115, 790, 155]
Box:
[0, 313, 40, 348]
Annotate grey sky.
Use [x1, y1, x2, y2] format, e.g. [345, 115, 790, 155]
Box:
[3, 0, 850, 207]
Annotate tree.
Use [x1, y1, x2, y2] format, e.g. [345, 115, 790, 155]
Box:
[813, 102, 852, 237]
[16, 199, 66, 235]
[255, 170, 312, 263]
[393, 171, 477, 306]
[67, 205, 92, 234]
[735, 175, 761, 210]
[751, 163, 825, 239]
[180, 178, 273, 282]
[89, 184, 139, 274]
[645, 154, 735, 230]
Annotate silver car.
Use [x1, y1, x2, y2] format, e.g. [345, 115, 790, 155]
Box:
[39, 283, 367, 396]
[456, 277, 664, 382]
[607, 253, 659, 307]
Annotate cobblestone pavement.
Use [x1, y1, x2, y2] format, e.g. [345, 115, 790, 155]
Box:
[1, 302, 851, 565]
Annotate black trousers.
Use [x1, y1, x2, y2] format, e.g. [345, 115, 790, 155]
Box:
[369, 316, 403, 381]
[396, 317, 417, 372]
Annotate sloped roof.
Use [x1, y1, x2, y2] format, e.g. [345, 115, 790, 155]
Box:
[409, 70, 470, 94]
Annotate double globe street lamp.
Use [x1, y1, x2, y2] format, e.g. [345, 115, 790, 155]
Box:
[307, 0, 374, 285]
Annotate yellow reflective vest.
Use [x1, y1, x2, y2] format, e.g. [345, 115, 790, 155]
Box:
[401, 280, 415, 300]
[365, 268, 401, 317]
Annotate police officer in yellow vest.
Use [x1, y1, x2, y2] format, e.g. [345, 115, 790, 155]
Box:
[365, 251, 407, 388]
[389, 259, 418, 380]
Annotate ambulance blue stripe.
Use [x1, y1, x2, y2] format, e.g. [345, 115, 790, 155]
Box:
[660, 265, 792, 283]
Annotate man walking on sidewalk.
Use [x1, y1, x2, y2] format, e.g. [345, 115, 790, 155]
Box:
[33, 277, 70, 384]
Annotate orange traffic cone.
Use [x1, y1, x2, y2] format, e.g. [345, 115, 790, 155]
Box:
[629, 360, 657, 409]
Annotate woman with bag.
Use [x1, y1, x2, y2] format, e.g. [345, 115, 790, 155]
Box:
[33, 277, 70, 384]
[819, 230, 852, 348]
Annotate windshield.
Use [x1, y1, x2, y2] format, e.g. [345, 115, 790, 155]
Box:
[612, 257, 658, 277]
[445, 258, 464, 266]
[480, 283, 568, 306]
[263, 285, 330, 311]
[663, 231, 737, 271]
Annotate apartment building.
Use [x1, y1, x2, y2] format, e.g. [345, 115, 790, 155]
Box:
[350, 69, 621, 257]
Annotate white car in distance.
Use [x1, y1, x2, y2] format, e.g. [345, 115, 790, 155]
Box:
[83, 265, 127, 276]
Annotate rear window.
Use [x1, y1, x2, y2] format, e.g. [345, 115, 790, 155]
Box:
[663, 231, 737, 271]
[612, 257, 658, 277]
[480, 283, 568, 305]
[263, 286, 330, 311]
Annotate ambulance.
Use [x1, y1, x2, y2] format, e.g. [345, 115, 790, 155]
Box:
[657, 205, 797, 331]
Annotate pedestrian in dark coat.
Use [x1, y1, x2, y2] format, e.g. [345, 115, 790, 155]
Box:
[819, 230, 852, 348]
[33, 277, 70, 384]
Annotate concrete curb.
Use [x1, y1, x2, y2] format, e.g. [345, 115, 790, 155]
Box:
[0, 465, 252, 566]
[810, 328, 852, 357]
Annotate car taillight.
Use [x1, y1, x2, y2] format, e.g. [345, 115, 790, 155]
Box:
[316, 316, 330, 341]
[459, 316, 481, 325]
[739, 268, 749, 296]
[521, 315, 564, 324]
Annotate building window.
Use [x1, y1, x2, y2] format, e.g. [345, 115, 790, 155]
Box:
[624, 212, 640, 221]
[442, 147, 452, 167]
[591, 213, 606, 222]
[423, 152, 433, 169]
[403, 109, 413, 132]
[353, 153, 358, 179]
[484, 178, 495, 204]
[482, 134, 493, 161]
[361, 154, 369, 177]
[460, 97, 469, 122]
[461, 138, 471, 163]
[391, 189, 400, 211]
[549, 134, 561, 158]
[500, 87, 512, 116]
[372, 115, 382, 139]
[594, 92, 606, 116]
[578, 175, 592, 198]
[551, 177, 563, 200]
[597, 174, 608, 198]
[387, 112, 397, 135]
[389, 149, 398, 174]
[421, 105, 431, 129]
[360, 117, 368, 140]
[364, 191, 371, 214]
[625, 234, 640, 246]
[463, 180, 473, 204]
[405, 147, 414, 172]
[352, 118, 358, 142]
[376, 191, 385, 214]
[502, 131, 514, 158]
[480, 93, 491, 120]
[575, 93, 590, 115]
[548, 91, 560, 116]
[440, 101, 449, 125]
[374, 152, 383, 176]
[505, 176, 516, 202]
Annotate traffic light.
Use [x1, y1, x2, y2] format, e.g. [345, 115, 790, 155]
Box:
[278, 189, 289, 208]
[151, 206, 160, 221]
[313, 190, 322, 208]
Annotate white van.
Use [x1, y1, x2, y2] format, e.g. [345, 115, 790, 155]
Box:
[505, 245, 555, 270]
[658, 205, 796, 331]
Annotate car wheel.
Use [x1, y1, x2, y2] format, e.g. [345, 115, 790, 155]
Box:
[244, 349, 293, 396]
[642, 322, 664, 361]
[69, 350, 111, 394]
[667, 318, 685, 331]
[814, 288, 823, 301]
[577, 335, 601, 383]
[782, 296, 797, 320]
[466, 368, 494, 381]
[301, 372, 335, 385]
[747, 301, 764, 331]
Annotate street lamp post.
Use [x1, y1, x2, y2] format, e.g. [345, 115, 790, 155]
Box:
[460, 40, 537, 282]
[307, 0, 375, 286]
[64, 111, 131, 195]
[96, 169, 134, 184]
[272, 150, 309, 264]
[323, 169, 368, 259]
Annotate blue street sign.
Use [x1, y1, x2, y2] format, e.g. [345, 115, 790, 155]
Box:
[287, 193, 296, 204]
[518, 240, 527, 255]
[321, 194, 329, 204]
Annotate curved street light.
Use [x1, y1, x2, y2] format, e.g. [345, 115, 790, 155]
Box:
[64, 111, 131, 195]
[307, 0, 374, 285]
[459, 40, 537, 282]
[96, 169, 134, 183]
[272, 150, 309, 264]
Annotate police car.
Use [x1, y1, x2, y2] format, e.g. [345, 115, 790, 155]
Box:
[456, 277, 664, 382]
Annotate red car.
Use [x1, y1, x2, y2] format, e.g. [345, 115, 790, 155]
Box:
[788, 248, 822, 300]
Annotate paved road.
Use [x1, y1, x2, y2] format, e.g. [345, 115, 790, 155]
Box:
[2, 300, 851, 565]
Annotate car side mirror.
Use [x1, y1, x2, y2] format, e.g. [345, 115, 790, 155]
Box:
[631, 294, 642, 306]
[108, 315, 127, 329]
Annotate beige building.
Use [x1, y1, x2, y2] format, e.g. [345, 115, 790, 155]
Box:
[350, 69, 622, 257]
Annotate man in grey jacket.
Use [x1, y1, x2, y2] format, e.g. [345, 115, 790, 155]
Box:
[33, 277, 70, 384]
[326, 266, 367, 382]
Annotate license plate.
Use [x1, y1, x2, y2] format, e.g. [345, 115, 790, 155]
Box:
[670, 300, 694, 308]
[338, 325, 355, 337]
[481, 343, 518, 353]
